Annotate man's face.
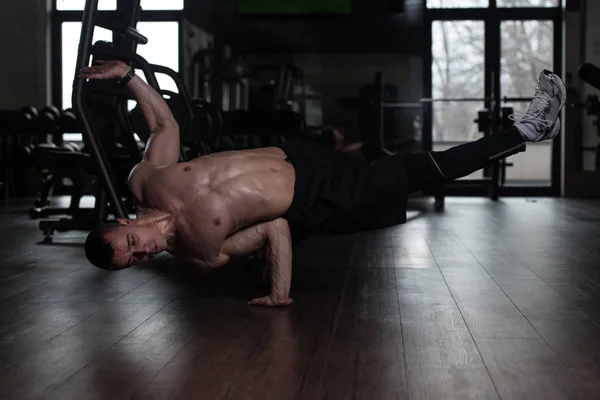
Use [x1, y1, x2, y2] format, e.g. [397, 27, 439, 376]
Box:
[103, 219, 168, 269]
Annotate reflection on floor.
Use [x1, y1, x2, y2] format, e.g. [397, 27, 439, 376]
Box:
[0, 197, 599, 399]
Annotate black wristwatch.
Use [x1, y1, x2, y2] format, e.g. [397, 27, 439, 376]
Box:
[118, 68, 135, 86]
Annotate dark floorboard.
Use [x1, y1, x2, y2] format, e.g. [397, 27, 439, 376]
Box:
[1, 197, 600, 399]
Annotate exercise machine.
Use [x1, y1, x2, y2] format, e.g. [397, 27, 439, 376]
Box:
[37, 0, 180, 242]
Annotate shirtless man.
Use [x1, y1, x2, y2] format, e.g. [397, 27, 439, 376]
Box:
[81, 61, 566, 307]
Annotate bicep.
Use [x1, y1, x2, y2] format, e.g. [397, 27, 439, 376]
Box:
[142, 121, 180, 166]
[221, 223, 269, 258]
[221, 219, 291, 259]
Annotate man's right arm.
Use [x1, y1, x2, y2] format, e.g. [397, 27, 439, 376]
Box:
[78, 60, 180, 166]
[219, 218, 294, 306]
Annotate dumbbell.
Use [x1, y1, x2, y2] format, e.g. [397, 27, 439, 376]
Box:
[22, 143, 36, 157]
[569, 94, 600, 116]
[58, 108, 78, 133]
[63, 142, 81, 152]
[586, 95, 600, 116]
[17, 106, 38, 133]
[36, 106, 61, 135]
[191, 99, 223, 147]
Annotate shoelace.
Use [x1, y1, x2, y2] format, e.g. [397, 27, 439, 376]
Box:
[508, 89, 554, 127]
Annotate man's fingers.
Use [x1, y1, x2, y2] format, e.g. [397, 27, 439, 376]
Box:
[248, 297, 273, 306]
[78, 66, 108, 79]
[278, 298, 294, 306]
[248, 296, 293, 307]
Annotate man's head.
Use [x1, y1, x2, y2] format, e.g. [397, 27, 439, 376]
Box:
[84, 218, 168, 270]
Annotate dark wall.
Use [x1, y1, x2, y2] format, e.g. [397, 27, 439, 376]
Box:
[242, 53, 422, 146]
[0, 0, 50, 109]
[184, 0, 238, 39]
[184, 0, 424, 55]
[229, 17, 424, 55]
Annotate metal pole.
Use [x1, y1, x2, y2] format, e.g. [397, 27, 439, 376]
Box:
[73, 0, 128, 219]
[374, 71, 384, 152]
[490, 70, 500, 201]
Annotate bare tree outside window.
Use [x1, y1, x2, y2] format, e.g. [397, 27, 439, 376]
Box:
[56, 0, 183, 10]
[501, 20, 554, 99]
[427, 0, 488, 8]
[432, 18, 553, 141]
[497, 0, 558, 7]
[61, 23, 112, 110]
[427, 0, 558, 7]
[56, 0, 116, 10]
[432, 21, 485, 142]
[500, 19, 554, 183]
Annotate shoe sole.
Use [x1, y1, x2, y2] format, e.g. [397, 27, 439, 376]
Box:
[543, 69, 567, 110]
[538, 69, 567, 141]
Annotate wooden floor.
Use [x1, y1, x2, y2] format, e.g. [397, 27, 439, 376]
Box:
[1, 197, 600, 399]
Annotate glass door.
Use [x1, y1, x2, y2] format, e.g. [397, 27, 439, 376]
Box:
[424, 1, 562, 197]
[500, 19, 556, 186]
[431, 20, 486, 180]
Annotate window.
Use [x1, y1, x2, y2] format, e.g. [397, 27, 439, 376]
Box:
[431, 20, 485, 142]
[61, 23, 113, 110]
[427, 0, 488, 8]
[427, 0, 559, 7]
[60, 21, 180, 110]
[500, 20, 554, 98]
[501, 20, 554, 184]
[139, 0, 183, 10]
[56, 0, 183, 10]
[56, 0, 116, 10]
[135, 21, 180, 92]
[497, 0, 559, 7]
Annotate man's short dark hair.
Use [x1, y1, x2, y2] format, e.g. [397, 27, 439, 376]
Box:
[84, 222, 120, 270]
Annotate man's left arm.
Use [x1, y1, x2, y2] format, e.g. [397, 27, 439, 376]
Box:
[220, 218, 293, 306]
[78, 60, 180, 166]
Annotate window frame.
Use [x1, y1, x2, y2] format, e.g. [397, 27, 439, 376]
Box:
[422, 2, 563, 195]
[426, 0, 561, 9]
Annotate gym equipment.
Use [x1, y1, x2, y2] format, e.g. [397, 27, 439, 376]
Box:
[28, 143, 90, 220]
[192, 45, 249, 112]
[217, 108, 304, 151]
[190, 98, 223, 149]
[16, 106, 40, 146]
[18, 106, 39, 131]
[0, 107, 40, 200]
[37, 106, 61, 141]
[576, 62, 600, 169]
[369, 71, 526, 210]
[245, 64, 306, 116]
[37, 0, 155, 242]
[58, 109, 79, 133]
[19, 105, 96, 219]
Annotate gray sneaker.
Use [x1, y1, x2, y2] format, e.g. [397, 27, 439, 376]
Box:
[511, 69, 567, 142]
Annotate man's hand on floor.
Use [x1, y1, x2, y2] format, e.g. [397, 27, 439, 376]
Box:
[249, 295, 294, 307]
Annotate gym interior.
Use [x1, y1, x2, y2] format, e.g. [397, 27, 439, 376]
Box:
[0, 0, 599, 398]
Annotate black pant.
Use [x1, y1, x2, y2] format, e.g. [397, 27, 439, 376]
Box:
[279, 127, 526, 243]
[402, 126, 526, 193]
